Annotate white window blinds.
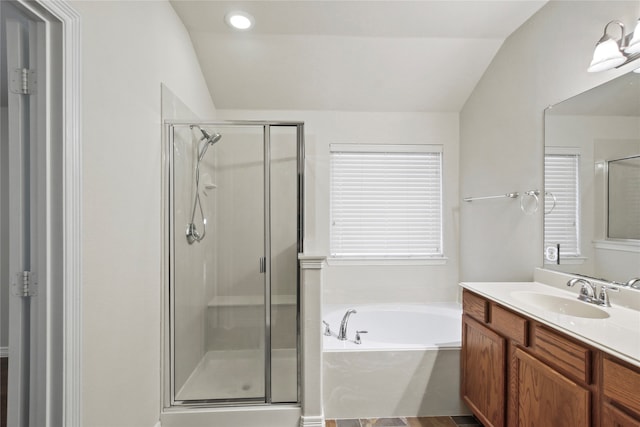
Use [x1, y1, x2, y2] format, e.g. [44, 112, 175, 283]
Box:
[330, 144, 443, 258]
[544, 152, 580, 257]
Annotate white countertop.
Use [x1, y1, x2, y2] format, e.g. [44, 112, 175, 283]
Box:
[460, 281, 640, 368]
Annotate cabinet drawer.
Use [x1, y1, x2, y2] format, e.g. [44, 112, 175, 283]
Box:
[532, 325, 591, 384]
[602, 402, 640, 427]
[490, 303, 527, 345]
[463, 290, 488, 323]
[603, 358, 640, 416]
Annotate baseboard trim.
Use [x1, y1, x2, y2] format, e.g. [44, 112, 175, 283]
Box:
[0, 347, 7, 358]
[300, 415, 325, 427]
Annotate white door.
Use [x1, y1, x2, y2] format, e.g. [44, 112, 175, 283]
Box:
[2, 2, 48, 426]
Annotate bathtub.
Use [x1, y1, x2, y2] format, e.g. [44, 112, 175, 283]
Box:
[322, 303, 470, 419]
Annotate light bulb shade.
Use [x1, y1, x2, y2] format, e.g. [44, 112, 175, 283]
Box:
[624, 20, 640, 54]
[588, 38, 626, 72]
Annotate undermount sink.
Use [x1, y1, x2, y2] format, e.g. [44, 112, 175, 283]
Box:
[511, 291, 610, 319]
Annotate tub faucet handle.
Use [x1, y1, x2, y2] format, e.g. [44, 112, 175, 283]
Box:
[322, 320, 332, 336]
[355, 330, 368, 345]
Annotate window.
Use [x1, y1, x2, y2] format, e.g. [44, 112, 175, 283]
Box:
[330, 144, 443, 259]
[544, 149, 580, 258]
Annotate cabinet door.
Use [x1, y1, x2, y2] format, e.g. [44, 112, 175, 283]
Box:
[514, 347, 590, 427]
[461, 315, 505, 427]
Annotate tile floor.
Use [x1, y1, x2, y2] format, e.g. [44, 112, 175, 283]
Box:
[326, 416, 483, 427]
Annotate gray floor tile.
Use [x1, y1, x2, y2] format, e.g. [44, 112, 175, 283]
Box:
[362, 418, 407, 427]
[336, 419, 362, 427]
[450, 416, 481, 426]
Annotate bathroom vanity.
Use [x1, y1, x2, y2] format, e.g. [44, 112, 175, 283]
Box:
[459, 280, 640, 427]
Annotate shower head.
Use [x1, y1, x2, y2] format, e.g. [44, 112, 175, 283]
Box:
[199, 128, 222, 145]
[191, 125, 223, 161]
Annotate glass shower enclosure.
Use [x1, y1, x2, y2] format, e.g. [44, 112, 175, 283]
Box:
[164, 121, 304, 407]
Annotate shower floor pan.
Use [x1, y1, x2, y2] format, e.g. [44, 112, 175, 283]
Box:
[175, 348, 297, 402]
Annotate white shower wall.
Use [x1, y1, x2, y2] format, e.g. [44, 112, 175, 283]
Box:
[0, 107, 8, 353]
[204, 126, 299, 354]
[206, 127, 266, 353]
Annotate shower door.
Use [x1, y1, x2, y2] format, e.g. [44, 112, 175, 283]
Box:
[167, 122, 302, 406]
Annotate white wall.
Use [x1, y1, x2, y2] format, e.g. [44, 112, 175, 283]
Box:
[459, 0, 640, 282]
[0, 107, 7, 351]
[70, 1, 215, 425]
[215, 109, 460, 305]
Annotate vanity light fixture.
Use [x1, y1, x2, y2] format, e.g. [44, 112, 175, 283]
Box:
[588, 21, 627, 72]
[225, 11, 254, 31]
[588, 19, 640, 72]
[625, 19, 640, 54]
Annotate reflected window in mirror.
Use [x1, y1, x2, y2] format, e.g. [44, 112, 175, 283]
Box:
[608, 155, 640, 240]
[544, 148, 581, 263]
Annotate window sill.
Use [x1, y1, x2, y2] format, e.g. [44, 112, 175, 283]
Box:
[544, 256, 587, 266]
[593, 239, 640, 253]
[327, 257, 448, 266]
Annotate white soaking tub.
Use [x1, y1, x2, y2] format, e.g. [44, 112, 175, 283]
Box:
[322, 303, 470, 419]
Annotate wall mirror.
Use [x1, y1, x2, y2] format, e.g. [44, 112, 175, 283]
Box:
[543, 71, 640, 284]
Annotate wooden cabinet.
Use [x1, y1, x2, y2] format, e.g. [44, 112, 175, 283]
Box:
[461, 314, 505, 427]
[461, 289, 640, 427]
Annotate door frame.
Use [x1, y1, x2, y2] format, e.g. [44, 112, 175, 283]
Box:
[7, 1, 82, 426]
[162, 121, 305, 411]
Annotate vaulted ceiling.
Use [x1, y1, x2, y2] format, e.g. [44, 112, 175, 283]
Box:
[170, 1, 548, 112]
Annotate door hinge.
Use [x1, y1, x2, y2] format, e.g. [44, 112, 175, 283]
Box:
[10, 68, 36, 95]
[12, 271, 37, 297]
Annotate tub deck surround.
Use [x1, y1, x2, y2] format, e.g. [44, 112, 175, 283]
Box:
[325, 416, 482, 427]
[322, 303, 468, 419]
[459, 281, 640, 367]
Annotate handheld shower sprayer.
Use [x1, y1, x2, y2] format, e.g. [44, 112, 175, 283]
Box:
[186, 125, 223, 244]
[195, 127, 222, 161]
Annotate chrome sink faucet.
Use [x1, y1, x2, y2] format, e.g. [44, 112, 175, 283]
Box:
[567, 278, 597, 303]
[338, 309, 357, 341]
[626, 278, 640, 289]
[567, 278, 619, 307]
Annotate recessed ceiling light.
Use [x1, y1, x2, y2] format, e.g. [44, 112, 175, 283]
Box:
[225, 11, 254, 31]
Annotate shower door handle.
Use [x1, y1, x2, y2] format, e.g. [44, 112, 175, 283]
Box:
[259, 257, 266, 273]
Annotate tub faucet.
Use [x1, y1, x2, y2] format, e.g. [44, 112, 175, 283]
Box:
[338, 309, 357, 341]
